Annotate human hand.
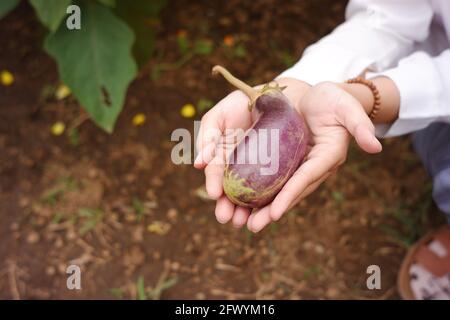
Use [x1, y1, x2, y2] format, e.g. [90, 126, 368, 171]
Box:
[194, 77, 311, 229]
[194, 80, 382, 232]
[261, 82, 382, 230]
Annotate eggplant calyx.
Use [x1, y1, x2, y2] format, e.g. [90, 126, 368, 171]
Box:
[259, 81, 287, 95]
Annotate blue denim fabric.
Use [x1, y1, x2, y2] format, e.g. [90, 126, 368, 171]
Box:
[412, 123, 450, 223]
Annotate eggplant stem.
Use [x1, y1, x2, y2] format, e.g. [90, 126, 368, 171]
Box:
[212, 65, 260, 106]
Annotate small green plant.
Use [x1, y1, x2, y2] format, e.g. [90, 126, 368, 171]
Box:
[109, 287, 124, 299]
[68, 128, 80, 146]
[132, 197, 147, 222]
[233, 43, 247, 58]
[196, 98, 213, 113]
[380, 203, 431, 247]
[269, 222, 279, 235]
[151, 33, 214, 80]
[193, 39, 213, 55]
[0, 0, 167, 132]
[135, 275, 178, 300]
[279, 51, 295, 68]
[223, 36, 247, 59]
[51, 212, 65, 224]
[176, 31, 189, 55]
[78, 207, 103, 235]
[268, 40, 295, 67]
[41, 176, 79, 205]
[136, 276, 147, 300]
[302, 265, 321, 280]
[379, 182, 440, 247]
[244, 228, 254, 244]
[331, 191, 345, 204]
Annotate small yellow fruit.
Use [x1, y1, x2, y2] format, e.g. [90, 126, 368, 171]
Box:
[1, 70, 14, 86]
[55, 84, 71, 100]
[132, 113, 146, 126]
[181, 103, 196, 118]
[51, 122, 65, 136]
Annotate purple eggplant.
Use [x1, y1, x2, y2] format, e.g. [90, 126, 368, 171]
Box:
[212, 65, 309, 208]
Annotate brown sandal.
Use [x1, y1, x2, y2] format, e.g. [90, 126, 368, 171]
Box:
[398, 226, 450, 300]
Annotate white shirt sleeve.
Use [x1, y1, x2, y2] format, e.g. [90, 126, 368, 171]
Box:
[277, 0, 445, 138]
[279, 0, 433, 84]
[369, 50, 450, 137]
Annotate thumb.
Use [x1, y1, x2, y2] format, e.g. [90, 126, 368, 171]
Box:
[353, 124, 382, 154]
[337, 93, 382, 154]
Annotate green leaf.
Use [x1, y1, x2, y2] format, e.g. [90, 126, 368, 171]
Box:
[0, 0, 20, 19]
[45, 1, 137, 132]
[29, 0, 72, 32]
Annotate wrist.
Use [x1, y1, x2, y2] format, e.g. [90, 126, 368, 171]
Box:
[337, 82, 373, 116]
[338, 76, 400, 123]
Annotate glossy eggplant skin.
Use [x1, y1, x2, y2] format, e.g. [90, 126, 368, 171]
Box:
[223, 89, 309, 208]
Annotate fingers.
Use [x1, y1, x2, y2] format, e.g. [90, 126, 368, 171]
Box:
[247, 206, 271, 233]
[195, 113, 223, 198]
[215, 195, 235, 224]
[215, 196, 250, 228]
[194, 142, 216, 169]
[205, 156, 225, 199]
[232, 206, 251, 228]
[269, 152, 337, 221]
[194, 94, 232, 167]
[195, 90, 252, 156]
[284, 170, 333, 213]
[336, 93, 382, 154]
[195, 110, 222, 155]
[226, 173, 328, 233]
[214, 194, 272, 232]
[195, 91, 255, 199]
[246, 168, 334, 232]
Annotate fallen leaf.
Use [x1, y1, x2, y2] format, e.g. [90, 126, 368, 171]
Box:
[147, 221, 171, 235]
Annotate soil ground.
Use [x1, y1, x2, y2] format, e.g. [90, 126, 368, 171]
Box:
[0, 0, 445, 299]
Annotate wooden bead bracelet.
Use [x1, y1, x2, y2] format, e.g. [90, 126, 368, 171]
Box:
[346, 77, 381, 120]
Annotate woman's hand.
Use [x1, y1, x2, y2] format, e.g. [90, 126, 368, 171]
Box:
[194, 79, 382, 232]
[265, 82, 382, 226]
[194, 78, 310, 228]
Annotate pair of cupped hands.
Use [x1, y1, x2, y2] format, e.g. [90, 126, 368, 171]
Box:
[194, 78, 382, 233]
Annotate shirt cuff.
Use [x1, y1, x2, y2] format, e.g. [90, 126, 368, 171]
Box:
[367, 51, 446, 138]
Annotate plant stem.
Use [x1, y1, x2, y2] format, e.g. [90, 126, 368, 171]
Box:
[212, 65, 260, 103]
